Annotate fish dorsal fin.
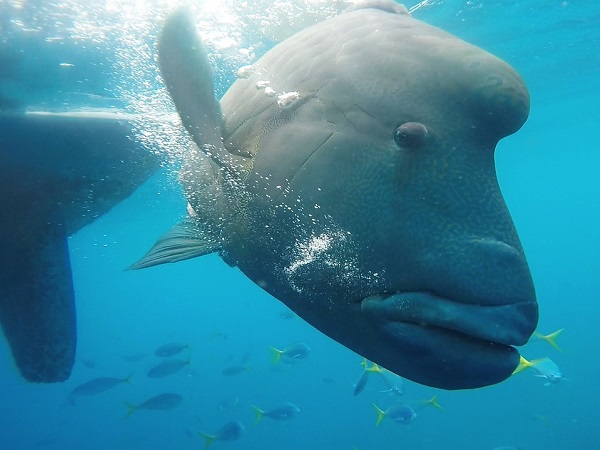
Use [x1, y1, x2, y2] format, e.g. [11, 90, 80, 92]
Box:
[129, 217, 221, 270]
[158, 8, 250, 177]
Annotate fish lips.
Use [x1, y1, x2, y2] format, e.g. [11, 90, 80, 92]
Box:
[362, 291, 537, 346]
[361, 291, 538, 388]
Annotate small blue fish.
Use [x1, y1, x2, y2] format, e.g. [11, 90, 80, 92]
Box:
[513, 356, 565, 386]
[70, 374, 132, 398]
[353, 369, 370, 396]
[125, 393, 182, 418]
[199, 420, 245, 449]
[79, 358, 96, 369]
[378, 368, 404, 396]
[221, 364, 250, 376]
[417, 395, 444, 412]
[269, 342, 311, 364]
[217, 395, 240, 414]
[252, 402, 300, 424]
[354, 359, 400, 396]
[532, 358, 564, 385]
[147, 358, 190, 378]
[122, 353, 149, 363]
[154, 342, 189, 357]
[353, 358, 371, 396]
[373, 403, 416, 426]
[278, 310, 297, 319]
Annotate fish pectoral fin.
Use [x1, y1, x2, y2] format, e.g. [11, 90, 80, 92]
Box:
[129, 217, 221, 270]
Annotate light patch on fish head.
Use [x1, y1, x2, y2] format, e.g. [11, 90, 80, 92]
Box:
[282, 225, 383, 295]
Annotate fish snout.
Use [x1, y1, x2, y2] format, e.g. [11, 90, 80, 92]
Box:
[418, 237, 536, 305]
[386, 237, 538, 345]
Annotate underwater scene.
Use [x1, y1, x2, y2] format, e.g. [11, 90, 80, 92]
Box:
[0, 0, 599, 449]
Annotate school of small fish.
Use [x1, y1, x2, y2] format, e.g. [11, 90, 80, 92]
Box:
[66, 312, 564, 449]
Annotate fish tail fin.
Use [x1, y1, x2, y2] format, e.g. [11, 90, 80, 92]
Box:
[372, 403, 385, 427]
[123, 372, 134, 385]
[251, 405, 264, 424]
[512, 355, 533, 375]
[124, 402, 138, 419]
[359, 357, 368, 368]
[366, 363, 383, 374]
[198, 432, 216, 450]
[269, 347, 283, 364]
[62, 395, 76, 408]
[422, 394, 443, 411]
[534, 328, 564, 352]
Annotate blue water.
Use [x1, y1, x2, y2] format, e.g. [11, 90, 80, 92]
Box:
[1, 1, 599, 449]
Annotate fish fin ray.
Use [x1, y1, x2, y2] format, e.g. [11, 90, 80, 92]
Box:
[124, 402, 137, 419]
[198, 432, 216, 449]
[534, 328, 564, 352]
[251, 405, 264, 424]
[129, 218, 221, 270]
[269, 347, 283, 364]
[372, 403, 385, 426]
[512, 355, 532, 375]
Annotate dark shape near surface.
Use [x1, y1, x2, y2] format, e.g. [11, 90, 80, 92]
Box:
[0, 111, 160, 382]
[134, 0, 538, 389]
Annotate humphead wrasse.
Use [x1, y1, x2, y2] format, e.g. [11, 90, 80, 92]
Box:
[133, 0, 538, 389]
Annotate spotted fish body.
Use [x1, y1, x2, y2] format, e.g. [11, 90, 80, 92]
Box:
[0, 111, 160, 383]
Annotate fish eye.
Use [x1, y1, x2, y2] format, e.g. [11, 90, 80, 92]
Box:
[393, 122, 428, 149]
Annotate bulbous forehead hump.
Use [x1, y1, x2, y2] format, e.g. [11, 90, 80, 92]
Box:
[245, 7, 529, 139]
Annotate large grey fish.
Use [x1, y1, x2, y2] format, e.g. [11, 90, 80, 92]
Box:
[0, 110, 160, 383]
[133, 0, 538, 389]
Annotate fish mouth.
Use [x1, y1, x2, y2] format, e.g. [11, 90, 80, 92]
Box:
[360, 291, 538, 389]
[361, 291, 538, 347]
